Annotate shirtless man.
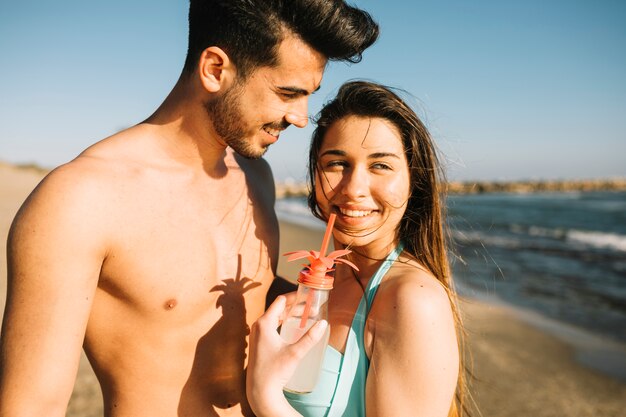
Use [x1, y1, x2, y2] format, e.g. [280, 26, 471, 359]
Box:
[0, 1, 378, 416]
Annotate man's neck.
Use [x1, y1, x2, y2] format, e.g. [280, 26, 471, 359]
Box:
[142, 76, 229, 176]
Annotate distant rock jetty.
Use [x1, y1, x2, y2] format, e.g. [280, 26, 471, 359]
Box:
[275, 178, 626, 198]
[446, 178, 626, 194]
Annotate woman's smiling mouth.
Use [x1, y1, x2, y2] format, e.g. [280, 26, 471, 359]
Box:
[336, 206, 377, 218]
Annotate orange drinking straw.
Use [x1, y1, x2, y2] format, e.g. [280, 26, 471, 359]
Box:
[319, 213, 336, 262]
[298, 213, 336, 329]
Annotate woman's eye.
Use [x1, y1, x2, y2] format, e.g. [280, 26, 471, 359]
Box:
[324, 160, 347, 169]
[371, 162, 392, 170]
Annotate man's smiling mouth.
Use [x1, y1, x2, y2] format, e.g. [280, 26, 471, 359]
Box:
[262, 126, 282, 138]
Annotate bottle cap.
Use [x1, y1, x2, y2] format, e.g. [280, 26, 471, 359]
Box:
[284, 213, 358, 290]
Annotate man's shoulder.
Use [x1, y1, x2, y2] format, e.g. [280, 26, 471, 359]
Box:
[18, 159, 109, 218]
[42, 152, 133, 195]
[19, 129, 148, 221]
[58, 125, 164, 187]
[8, 156, 120, 253]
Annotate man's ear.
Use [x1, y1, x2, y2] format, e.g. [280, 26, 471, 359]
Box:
[197, 46, 236, 93]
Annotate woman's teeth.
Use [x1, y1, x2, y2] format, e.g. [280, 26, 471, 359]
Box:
[339, 208, 372, 218]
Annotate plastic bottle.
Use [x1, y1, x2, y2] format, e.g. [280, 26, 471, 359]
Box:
[279, 213, 357, 393]
[279, 272, 332, 393]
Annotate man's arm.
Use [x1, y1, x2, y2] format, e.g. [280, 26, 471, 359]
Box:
[0, 165, 108, 417]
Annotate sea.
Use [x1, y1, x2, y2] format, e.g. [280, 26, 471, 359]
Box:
[275, 191, 626, 346]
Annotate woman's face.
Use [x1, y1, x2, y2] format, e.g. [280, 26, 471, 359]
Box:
[315, 115, 411, 252]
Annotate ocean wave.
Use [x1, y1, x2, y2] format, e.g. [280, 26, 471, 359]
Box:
[566, 230, 626, 253]
[457, 225, 626, 255]
[515, 225, 566, 239]
[508, 224, 626, 253]
[452, 230, 522, 249]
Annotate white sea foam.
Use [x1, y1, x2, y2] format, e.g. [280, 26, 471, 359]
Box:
[509, 224, 626, 253]
[527, 225, 566, 239]
[566, 230, 626, 253]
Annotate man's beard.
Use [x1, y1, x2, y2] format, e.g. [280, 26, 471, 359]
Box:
[204, 82, 267, 160]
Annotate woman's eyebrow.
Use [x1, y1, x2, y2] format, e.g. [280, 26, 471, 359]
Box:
[368, 152, 400, 159]
[320, 150, 401, 159]
[320, 149, 346, 157]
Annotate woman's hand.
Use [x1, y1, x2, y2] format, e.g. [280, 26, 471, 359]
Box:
[246, 295, 328, 417]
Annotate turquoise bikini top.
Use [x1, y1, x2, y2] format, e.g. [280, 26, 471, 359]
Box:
[284, 243, 405, 417]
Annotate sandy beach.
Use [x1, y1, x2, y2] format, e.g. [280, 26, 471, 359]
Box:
[2, 162, 625, 416]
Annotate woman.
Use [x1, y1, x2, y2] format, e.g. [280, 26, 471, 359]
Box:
[247, 81, 467, 417]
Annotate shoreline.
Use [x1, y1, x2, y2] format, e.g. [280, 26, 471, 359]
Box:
[456, 283, 626, 383]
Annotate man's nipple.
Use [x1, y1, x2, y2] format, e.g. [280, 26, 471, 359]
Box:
[163, 298, 178, 310]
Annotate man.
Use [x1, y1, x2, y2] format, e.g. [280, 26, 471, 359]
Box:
[0, 1, 378, 416]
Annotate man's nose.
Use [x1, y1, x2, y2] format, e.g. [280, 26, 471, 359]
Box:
[284, 100, 309, 128]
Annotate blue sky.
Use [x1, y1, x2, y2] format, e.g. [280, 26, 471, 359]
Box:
[1, 0, 625, 181]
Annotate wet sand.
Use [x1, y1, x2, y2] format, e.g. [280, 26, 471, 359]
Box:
[1, 163, 625, 416]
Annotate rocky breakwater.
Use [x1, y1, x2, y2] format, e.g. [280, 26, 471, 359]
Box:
[446, 178, 626, 194]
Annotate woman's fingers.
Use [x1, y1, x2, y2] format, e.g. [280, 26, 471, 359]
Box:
[258, 295, 287, 329]
[287, 320, 328, 359]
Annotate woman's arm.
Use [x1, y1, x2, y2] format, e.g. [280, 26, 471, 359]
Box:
[365, 274, 459, 416]
[246, 295, 327, 417]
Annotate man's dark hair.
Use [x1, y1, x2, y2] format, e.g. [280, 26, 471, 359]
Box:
[183, 0, 379, 79]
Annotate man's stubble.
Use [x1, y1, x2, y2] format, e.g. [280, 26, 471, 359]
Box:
[204, 82, 267, 160]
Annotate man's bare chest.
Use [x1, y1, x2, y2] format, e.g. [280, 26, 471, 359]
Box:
[96, 183, 276, 317]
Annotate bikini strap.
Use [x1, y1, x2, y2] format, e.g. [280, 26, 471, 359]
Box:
[364, 242, 405, 311]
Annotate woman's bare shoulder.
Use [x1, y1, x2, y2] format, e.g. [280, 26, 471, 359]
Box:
[369, 256, 455, 336]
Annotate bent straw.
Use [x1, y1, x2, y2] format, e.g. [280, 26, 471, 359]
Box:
[299, 213, 337, 329]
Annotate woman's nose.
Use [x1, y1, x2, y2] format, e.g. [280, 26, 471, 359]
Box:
[341, 167, 369, 200]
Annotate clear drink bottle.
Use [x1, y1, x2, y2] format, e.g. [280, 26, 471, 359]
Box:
[279, 270, 332, 393]
[279, 213, 357, 393]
